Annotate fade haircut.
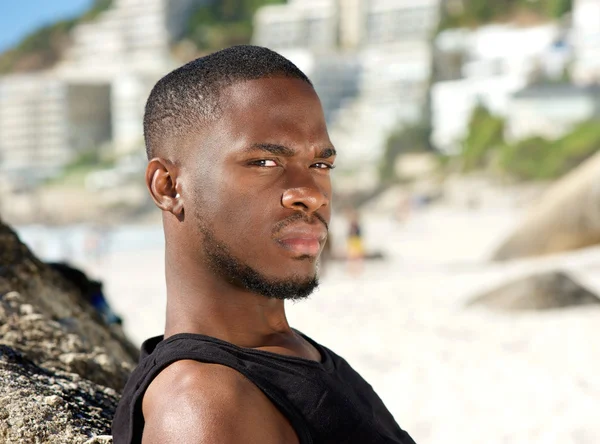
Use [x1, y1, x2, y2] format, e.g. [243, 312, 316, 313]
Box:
[143, 45, 313, 159]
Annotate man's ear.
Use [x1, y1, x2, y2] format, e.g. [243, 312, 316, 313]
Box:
[146, 158, 184, 217]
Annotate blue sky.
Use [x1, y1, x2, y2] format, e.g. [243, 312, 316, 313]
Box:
[0, 1, 93, 53]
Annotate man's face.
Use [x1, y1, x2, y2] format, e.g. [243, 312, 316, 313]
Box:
[179, 77, 335, 300]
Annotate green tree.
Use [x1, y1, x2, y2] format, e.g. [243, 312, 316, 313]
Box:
[185, 0, 285, 50]
[379, 124, 432, 183]
[499, 119, 600, 180]
[460, 105, 505, 172]
[438, 0, 572, 31]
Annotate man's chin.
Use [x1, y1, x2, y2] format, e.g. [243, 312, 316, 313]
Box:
[239, 270, 319, 301]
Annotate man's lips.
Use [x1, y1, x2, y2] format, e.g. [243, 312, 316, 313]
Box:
[275, 225, 327, 256]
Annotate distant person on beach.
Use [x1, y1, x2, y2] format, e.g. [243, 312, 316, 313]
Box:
[346, 208, 365, 275]
[112, 46, 416, 444]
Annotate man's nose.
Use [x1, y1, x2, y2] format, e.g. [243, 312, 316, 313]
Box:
[281, 186, 329, 213]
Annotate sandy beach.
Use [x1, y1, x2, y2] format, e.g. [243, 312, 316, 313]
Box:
[55, 204, 600, 443]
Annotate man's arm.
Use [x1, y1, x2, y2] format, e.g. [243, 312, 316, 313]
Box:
[141, 360, 299, 444]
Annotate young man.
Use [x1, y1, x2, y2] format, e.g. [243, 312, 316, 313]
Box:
[112, 45, 416, 444]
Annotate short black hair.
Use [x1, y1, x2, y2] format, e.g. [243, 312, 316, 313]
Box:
[143, 45, 313, 159]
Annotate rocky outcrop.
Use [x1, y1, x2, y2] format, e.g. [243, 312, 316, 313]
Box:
[0, 219, 138, 442]
[493, 152, 600, 260]
[0, 345, 116, 444]
[467, 271, 600, 310]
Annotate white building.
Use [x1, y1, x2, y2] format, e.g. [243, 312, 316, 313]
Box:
[364, 0, 440, 45]
[506, 84, 600, 142]
[254, 0, 440, 51]
[254, 0, 441, 167]
[0, 74, 111, 177]
[63, 0, 206, 70]
[431, 76, 527, 153]
[253, 0, 337, 50]
[572, 0, 600, 83]
[57, 0, 209, 154]
[431, 24, 567, 153]
[0, 0, 206, 175]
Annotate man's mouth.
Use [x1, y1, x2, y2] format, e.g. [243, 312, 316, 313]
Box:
[275, 224, 327, 257]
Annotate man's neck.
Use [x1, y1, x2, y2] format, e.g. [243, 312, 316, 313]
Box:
[163, 248, 295, 348]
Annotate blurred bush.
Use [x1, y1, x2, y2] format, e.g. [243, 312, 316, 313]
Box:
[461, 105, 505, 172]
[379, 123, 433, 183]
[499, 120, 600, 180]
[185, 0, 285, 51]
[453, 104, 600, 181]
[440, 0, 573, 30]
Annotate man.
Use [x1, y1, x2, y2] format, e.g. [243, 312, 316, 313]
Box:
[112, 45, 416, 444]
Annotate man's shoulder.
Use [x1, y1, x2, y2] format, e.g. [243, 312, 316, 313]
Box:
[141, 359, 298, 444]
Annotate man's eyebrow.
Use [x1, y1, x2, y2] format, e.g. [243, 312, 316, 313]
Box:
[247, 143, 295, 156]
[246, 143, 337, 158]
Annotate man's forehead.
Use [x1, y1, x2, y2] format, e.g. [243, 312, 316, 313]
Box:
[219, 76, 319, 109]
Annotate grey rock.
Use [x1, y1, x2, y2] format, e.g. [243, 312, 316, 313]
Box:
[467, 271, 600, 310]
[493, 152, 600, 261]
[0, 346, 115, 444]
[0, 219, 136, 441]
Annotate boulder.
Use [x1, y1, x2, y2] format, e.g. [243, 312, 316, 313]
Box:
[0, 345, 116, 444]
[467, 271, 600, 311]
[493, 152, 600, 260]
[0, 218, 138, 442]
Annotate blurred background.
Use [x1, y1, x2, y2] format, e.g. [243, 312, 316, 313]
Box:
[1, 0, 600, 442]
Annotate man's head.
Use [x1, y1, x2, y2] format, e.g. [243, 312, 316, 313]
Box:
[144, 46, 335, 301]
[144, 45, 312, 160]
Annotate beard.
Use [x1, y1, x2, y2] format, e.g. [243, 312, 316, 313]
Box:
[196, 214, 319, 301]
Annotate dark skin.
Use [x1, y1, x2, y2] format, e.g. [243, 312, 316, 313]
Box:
[141, 77, 336, 444]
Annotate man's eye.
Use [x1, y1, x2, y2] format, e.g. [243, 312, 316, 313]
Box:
[252, 160, 278, 167]
[312, 162, 335, 170]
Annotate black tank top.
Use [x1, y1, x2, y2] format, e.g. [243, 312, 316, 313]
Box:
[112, 332, 416, 444]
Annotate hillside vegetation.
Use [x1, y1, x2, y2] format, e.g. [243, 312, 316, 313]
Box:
[184, 0, 285, 50]
[0, 0, 285, 74]
[440, 0, 572, 30]
[0, 0, 113, 74]
[459, 105, 600, 181]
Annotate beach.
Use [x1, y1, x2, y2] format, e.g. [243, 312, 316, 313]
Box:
[17, 204, 600, 443]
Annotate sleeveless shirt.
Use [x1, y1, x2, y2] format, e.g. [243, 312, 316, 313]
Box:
[112, 332, 416, 444]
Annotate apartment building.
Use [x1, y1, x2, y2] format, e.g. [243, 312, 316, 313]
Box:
[431, 24, 565, 153]
[253, 0, 441, 166]
[506, 84, 600, 142]
[63, 0, 206, 69]
[0, 0, 208, 178]
[253, 0, 338, 50]
[0, 74, 111, 177]
[572, 0, 600, 83]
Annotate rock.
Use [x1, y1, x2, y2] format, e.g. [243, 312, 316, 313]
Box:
[467, 271, 600, 310]
[493, 152, 600, 260]
[0, 346, 115, 443]
[0, 218, 137, 441]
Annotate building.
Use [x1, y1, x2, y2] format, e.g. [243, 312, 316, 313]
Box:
[364, 0, 439, 45]
[253, 0, 441, 167]
[57, 0, 208, 154]
[254, 0, 440, 51]
[572, 0, 600, 83]
[431, 24, 567, 153]
[506, 84, 600, 142]
[0, 0, 207, 178]
[253, 0, 338, 50]
[0, 74, 111, 178]
[63, 0, 207, 70]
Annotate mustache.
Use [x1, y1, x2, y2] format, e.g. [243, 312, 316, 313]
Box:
[272, 212, 329, 235]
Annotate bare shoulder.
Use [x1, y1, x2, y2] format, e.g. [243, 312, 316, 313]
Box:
[141, 359, 298, 444]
